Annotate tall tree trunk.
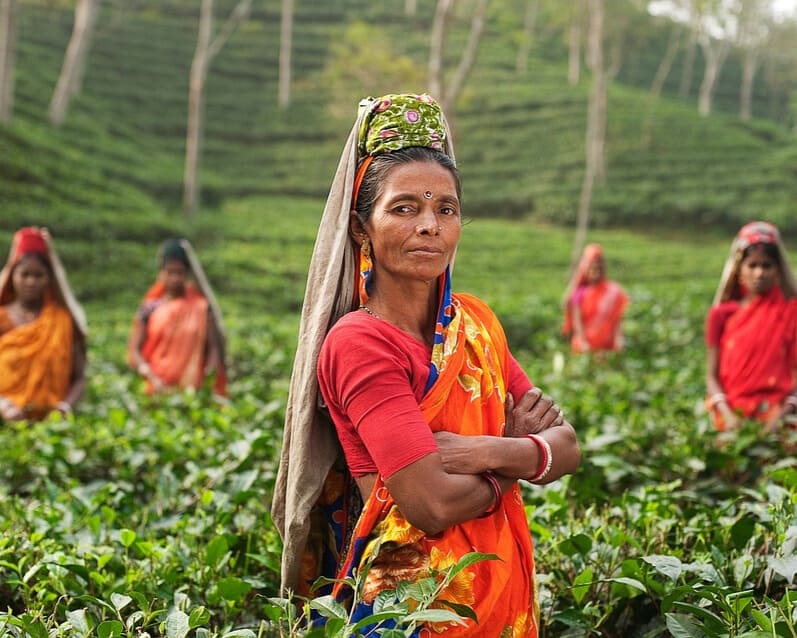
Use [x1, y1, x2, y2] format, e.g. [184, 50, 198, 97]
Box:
[697, 37, 728, 117]
[278, 0, 294, 109]
[641, 25, 681, 147]
[567, 16, 581, 85]
[442, 0, 488, 114]
[183, 0, 213, 217]
[515, 0, 538, 74]
[428, 0, 453, 100]
[739, 50, 757, 121]
[678, 28, 697, 97]
[0, 0, 16, 123]
[571, 0, 605, 270]
[48, 0, 100, 126]
[182, 0, 250, 216]
[405, 0, 417, 16]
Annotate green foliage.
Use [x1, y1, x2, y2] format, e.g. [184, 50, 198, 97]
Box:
[2, 0, 797, 234]
[1, 198, 796, 635]
[320, 21, 426, 121]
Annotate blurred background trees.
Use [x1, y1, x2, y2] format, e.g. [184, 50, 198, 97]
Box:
[1, 0, 796, 235]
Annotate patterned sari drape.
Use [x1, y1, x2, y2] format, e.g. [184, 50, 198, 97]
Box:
[308, 293, 538, 637]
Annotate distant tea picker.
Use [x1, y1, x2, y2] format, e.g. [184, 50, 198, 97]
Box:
[0, 227, 87, 421]
[128, 239, 227, 397]
[705, 221, 797, 433]
[562, 243, 628, 355]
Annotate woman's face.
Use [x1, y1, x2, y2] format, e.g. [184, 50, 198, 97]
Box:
[585, 257, 605, 284]
[161, 259, 189, 296]
[739, 244, 779, 296]
[362, 160, 461, 287]
[11, 255, 50, 304]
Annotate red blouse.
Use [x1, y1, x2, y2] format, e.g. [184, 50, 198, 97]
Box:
[317, 310, 533, 479]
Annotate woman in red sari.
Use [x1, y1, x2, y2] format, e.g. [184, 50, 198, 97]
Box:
[562, 244, 628, 354]
[705, 221, 797, 431]
[128, 239, 227, 396]
[0, 227, 87, 421]
[272, 94, 580, 636]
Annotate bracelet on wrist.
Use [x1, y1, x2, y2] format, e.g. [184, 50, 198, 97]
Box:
[478, 471, 502, 518]
[526, 434, 553, 483]
[707, 392, 727, 410]
[137, 362, 151, 376]
[55, 401, 72, 413]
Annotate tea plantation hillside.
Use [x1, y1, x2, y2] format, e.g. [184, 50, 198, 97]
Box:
[2, 0, 797, 253]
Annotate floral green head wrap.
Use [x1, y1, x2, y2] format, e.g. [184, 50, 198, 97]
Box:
[356, 93, 449, 159]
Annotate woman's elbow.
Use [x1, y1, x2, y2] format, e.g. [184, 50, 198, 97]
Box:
[558, 423, 582, 474]
[400, 500, 455, 536]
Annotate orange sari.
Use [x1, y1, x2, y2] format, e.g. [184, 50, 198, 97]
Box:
[0, 302, 74, 419]
[564, 280, 628, 352]
[329, 294, 537, 637]
[129, 282, 224, 394]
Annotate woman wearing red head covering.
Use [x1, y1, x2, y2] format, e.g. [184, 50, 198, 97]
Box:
[705, 221, 797, 431]
[0, 227, 87, 421]
[562, 244, 628, 354]
[128, 239, 227, 396]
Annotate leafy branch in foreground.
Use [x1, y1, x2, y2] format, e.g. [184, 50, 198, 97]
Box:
[262, 551, 497, 637]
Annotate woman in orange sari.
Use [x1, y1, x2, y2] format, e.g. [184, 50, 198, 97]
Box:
[0, 227, 87, 421]
[705, 221, 797, 432]
[128, 239, 227, 396]
[272, 94, 580, 636]
[562, 244, 628, 354]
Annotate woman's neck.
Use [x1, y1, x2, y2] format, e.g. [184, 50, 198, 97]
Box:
[16, 297, 43, 314]
[364, 281, 438, 346]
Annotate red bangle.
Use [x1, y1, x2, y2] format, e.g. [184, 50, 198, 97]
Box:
[526, 434, 553, 483]
[478, 471, 502, 518]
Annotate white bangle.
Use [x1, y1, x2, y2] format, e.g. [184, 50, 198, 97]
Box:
[56, 401, 72, 413]
[137, 362, 151, 376]
[527, 434, 553, 483]
[707, 393, 727, 409]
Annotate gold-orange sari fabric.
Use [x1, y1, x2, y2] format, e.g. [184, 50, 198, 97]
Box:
[130, 282, 212, 394]
[0, 302, 74, 419]
[332, 293, 537, 637]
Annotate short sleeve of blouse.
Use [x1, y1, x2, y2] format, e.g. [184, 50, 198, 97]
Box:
[705, 303, 737, 347]
[318, 317, 438, 479]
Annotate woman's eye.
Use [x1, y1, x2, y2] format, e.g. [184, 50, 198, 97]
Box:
[440, 206, 458, 216]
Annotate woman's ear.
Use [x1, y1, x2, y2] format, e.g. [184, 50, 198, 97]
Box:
[349, 211, 367, 245]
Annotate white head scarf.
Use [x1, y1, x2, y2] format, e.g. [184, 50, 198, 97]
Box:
[271, 95, 455, 592]
[712, 221, 797, 306]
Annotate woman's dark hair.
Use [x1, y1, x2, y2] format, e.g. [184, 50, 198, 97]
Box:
[14, 252, 52, 274]
[742, 241, 781, 268]
[353, 147, 461, 224]
[160, 239, 190, 268]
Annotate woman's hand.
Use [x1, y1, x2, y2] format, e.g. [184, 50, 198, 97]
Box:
[0, 396, 25, 421]
[504, 388, 564, 437]
[138, 362, 164, 392]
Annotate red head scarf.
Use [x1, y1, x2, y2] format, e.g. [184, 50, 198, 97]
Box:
[713, 221, 797, 304]
[12, 227, 49, 263]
